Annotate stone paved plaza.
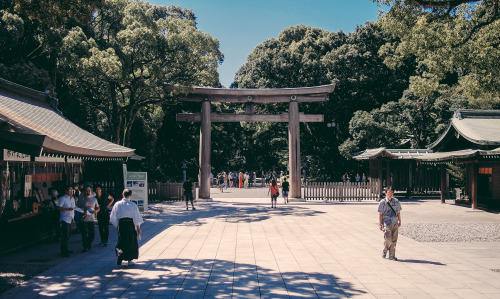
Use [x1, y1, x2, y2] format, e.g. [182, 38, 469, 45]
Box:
[2, 188, 500, 298]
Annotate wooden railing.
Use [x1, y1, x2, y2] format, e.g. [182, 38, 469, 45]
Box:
[148, 183, 195, 201]
[304, 182, 380, 201]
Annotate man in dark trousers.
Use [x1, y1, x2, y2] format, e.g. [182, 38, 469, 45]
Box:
[183, 178, 196, 210]
[96, 186, 114, 247]
[281, 178, 290, 204]
[57, 186, 76, 257]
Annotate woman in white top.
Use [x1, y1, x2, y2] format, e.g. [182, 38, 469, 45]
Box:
[110, 189, 143, 266]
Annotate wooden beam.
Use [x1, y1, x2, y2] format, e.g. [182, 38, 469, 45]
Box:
[177, 113, 324, 122]
[177, 94, 329, 103]
[166, 83, 336, 96]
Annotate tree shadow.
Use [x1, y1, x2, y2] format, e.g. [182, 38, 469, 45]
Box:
[6, 258, 367, 298]
[142, 203, 326, 233]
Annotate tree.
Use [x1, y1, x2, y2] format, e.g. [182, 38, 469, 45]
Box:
[57, 0, 223, 146]
[373, 0, 500, 108]
[233, 24, 412, 180]
[13, 0, 104, 28]
[341, 0, 499, 158]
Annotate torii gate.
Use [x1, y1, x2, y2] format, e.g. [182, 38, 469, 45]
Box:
[166, 84, 336, 200]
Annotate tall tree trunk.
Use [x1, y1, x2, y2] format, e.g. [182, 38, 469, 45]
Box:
[124, 109, 138, 148]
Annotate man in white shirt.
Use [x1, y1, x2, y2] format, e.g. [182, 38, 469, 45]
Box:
[57, 186, 76, 257]
[110, 189, 143, 266]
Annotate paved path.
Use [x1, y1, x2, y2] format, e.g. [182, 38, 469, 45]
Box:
[2, 188, 500, 298]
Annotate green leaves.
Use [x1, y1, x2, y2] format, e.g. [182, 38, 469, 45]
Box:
[58, 0, 223, 146]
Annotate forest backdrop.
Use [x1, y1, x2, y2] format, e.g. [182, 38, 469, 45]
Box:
[0, 0, 498, 182]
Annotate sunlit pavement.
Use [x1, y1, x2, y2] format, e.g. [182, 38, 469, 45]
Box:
[3, 187, 500, 298]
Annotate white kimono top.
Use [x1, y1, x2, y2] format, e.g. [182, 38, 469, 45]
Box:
[110, 198, 144, 228]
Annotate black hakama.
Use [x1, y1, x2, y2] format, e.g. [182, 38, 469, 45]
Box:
[115, 218, 139, 261]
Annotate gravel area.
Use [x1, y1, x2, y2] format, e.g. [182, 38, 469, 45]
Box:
[399, 223, 500, 242]
[0, 263, 51, 294]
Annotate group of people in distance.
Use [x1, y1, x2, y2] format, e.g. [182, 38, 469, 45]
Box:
[212, 171, 258, 190]
[57, 184, 143, 266]
[342, 172, 368, 183]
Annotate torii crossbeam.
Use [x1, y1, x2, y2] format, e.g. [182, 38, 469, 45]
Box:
[166, 83, 336, 200]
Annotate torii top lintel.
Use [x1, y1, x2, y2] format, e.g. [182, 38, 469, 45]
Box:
[165, 83, 336, 103]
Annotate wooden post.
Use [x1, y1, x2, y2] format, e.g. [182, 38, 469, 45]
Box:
[440, 164, 446, 204]
[471, 161, 478, 209]
[377, 159, 383, 199]
[408, 161, 413, 198]
[288, 99, 302, 199]
[198, 100, 212, 200]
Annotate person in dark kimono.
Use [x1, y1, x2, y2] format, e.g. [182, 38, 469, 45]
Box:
[110, 189, 143, 266]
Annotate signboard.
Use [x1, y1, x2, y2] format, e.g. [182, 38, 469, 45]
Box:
[124, 171, 148, 213]
[35, 156, 65, 163]
[3, 149, 30, 162]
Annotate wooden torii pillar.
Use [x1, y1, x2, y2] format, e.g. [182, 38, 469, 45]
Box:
[167, 84, 336, 200]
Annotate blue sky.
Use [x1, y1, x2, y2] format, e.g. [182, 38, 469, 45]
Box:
[149, 0, 385, 87]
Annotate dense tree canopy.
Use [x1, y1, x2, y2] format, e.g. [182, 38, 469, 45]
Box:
[341, 0, 499, 158]
[58, 0, 223, 147]
[233, 23, 413, 180]
[1, 0, 498, 182]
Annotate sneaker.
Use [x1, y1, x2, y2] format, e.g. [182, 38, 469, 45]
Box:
[192, 207, 196, 210]
[186, 207, 189, 210]
[389, 256, 398, 261]
[382, 251, 386, 258]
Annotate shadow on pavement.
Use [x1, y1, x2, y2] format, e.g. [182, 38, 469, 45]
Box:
[7, 258, 367, 298]
[398, 259, 445, 266]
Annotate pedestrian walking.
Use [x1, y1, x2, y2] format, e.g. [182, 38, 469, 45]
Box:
[110, 189, 143, 266]
[183, 178, 196, 210]
[281, 178, 289, 204]
[218, 173, 224, 192]
[57, 186, 76, 257]
[378, 187, 402, 261]
[77, 185, 99, 252]
[268, 179, 279, 209]
[96, 186, 114, 247]
[244, 172, 249, 188]
[224, 172, 228, 189]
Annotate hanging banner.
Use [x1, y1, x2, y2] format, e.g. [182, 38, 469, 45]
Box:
[124, 171, 148, 213]
[3, 149, 30, 162]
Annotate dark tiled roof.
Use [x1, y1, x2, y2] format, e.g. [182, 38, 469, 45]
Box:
[0, 79, 134, 158]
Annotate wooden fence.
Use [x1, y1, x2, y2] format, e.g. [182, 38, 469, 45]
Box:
[148, 183, 194, 201]
[304, 182, 380, 201]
